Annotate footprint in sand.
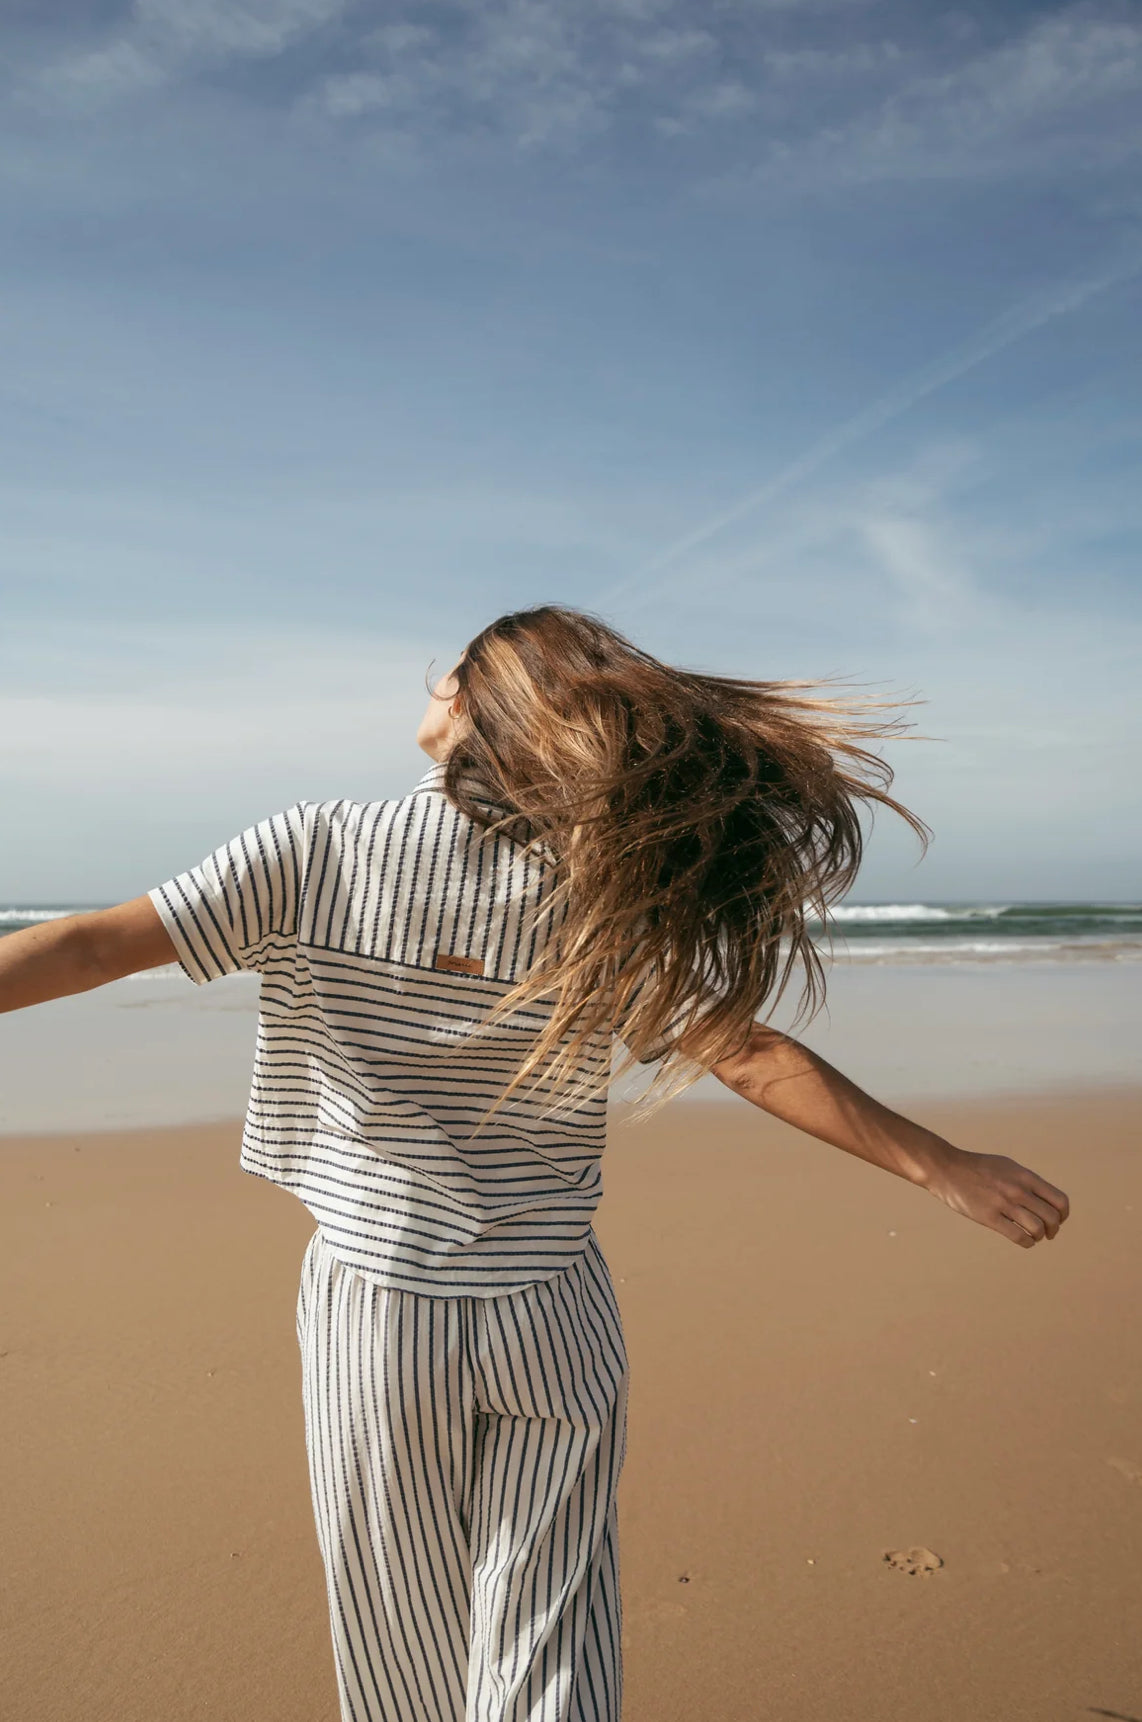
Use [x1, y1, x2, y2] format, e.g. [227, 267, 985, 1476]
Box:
[883, 1546, 943, 1577]
[1107, 1458, 1142, 1486]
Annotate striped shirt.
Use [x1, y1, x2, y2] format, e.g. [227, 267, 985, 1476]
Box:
[149, 761, 619, 1297]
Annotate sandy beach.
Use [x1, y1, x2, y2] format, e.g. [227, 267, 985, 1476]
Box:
[4, 1084, 1141, 1722]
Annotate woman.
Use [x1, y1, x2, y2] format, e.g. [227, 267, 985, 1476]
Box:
[1, 605, 1068, 1722]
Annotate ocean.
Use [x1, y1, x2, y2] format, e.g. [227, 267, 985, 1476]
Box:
[3, 901, 1141, 965]
[813, 901, 1142, 964]
[2, 900, 1140, 1128]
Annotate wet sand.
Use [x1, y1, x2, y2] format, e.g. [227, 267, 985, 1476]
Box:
[2, 958, 1140, 1132]
[3, 1089, 1141, 1721]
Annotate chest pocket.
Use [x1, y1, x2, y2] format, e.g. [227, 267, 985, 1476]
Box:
[300, 795, 563, 987]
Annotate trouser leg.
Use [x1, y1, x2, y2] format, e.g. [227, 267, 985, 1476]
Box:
[466, 1231, 629, 1722]
[296, 1229, 474, 1722]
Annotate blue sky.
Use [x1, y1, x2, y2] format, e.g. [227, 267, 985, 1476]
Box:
[2, 0, 1140, 902]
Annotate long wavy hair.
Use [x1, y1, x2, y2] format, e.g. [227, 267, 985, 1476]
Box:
[436, 604, 928, 1119]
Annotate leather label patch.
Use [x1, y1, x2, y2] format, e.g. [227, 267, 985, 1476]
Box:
[434, 952, 484, 977]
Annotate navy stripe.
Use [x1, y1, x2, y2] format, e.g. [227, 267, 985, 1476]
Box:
[297, 1225, 626, 1722]
[147, 763, 617, 1298]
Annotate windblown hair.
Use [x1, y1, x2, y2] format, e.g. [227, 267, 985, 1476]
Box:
[438, 604, 928, 1119]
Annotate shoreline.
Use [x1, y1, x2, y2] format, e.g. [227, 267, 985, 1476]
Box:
[3, 958, 1140, 1133]
[3, 1073, 1141, 1145]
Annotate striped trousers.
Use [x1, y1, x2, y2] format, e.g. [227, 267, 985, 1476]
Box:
[295, 1227, 629, 1722]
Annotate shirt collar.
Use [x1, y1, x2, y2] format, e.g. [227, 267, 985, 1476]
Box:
[411, 759, 448, 793]
[411, 757, 510, 812]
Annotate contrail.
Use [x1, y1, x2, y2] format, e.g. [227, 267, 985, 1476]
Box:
[597, 252, 1142, 612]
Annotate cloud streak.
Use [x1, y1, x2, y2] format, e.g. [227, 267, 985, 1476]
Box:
[598, 251, 1142, 612]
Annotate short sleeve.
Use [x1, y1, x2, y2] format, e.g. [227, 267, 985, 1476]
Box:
[148, 805, 309, 984]
[613, 968, 696, 1066]
[613, 938, 734, 1066]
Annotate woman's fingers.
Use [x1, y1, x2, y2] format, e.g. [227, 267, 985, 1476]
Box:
[1029, 1174, 1070, 1223]
[932, 1150, 1071, 1248]
[1009, 1190, 1066, 1239]
[1004, 1203, 1050, 1244]
[996, 1215, 1038, 1249]
[992, 1173, 1071, 1246]
[1019, 1191, 1067, 1232]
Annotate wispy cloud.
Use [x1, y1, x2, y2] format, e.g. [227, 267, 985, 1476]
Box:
[26, 0, 1142, 186]
[599, 250, 1142, 612]
[311, 1, 721, 150]
[134, 0, 348, 58]
[43, 39, 167, 99]
[31, 0, 351, 102]
[0, 621, 436, 798]
[856, 514, 981, 635]
[744, 4, 1142, 187]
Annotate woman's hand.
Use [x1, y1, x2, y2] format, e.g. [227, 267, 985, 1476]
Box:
[919, 1143, 1070, 1249]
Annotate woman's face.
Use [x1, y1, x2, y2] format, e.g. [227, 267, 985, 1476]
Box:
[415, 662, 463, 761]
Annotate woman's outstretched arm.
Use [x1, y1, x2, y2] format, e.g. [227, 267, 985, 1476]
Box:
[0, 898, 177, 1014]
[710, 1025, 1070, 1250]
